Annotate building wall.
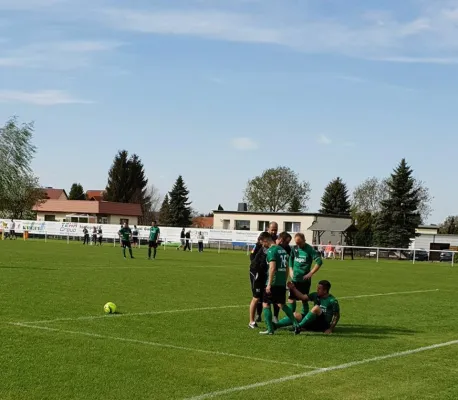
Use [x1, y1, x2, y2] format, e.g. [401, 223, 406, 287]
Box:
[36, 212, 138, 226]
[415, 227, 439, 235]
[414, 234, 458, 249]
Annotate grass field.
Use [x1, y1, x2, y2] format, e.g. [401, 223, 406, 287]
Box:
[1, 241, 458, 400]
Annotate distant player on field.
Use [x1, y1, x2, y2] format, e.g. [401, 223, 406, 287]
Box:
[288, 280, 340, 335]
[275, 232, 322, 329]
[258, 232, 298, 335]
[132, 225, 139, 248]
[118, 223, 134, 259]
[148, 220, 160, 260]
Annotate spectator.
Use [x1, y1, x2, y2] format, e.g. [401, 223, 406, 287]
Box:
[184, 230, 191, 251]
[335, 241, 342, 258]
[8, 219, 16, 240]
[325, 241, 335, 259]
[197, 231, 204, 252]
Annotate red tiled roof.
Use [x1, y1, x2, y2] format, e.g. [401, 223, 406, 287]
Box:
[86, 190, 105, 201]
[44, 188, 68, 200]
[192, 216, 214, 228]
[33, 200, 142, 217]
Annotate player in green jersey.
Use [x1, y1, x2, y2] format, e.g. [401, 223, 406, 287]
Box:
[118, 223, 134, 259]
[258, 232, 298, 335]
[274, 233, 322, 329]
[287, 280, 340, 335]
[148, 220, 160, 260]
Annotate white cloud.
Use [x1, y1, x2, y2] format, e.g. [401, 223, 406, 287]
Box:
[0, 90, 92, 105]
[317, 135, 332, 145]
[231, 137, 258, 151]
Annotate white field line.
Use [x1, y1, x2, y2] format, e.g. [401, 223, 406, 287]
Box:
[9, 322, 318, 370]
[16, 289, 439, 325]
[183, 339, 458, 400]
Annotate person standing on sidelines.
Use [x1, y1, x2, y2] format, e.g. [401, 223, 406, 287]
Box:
[8, 219, 16, 240]
[91, 226, 97, 245]
[97, 226, 103, 246]
[197, 231, 204, 252]
[184, 230, 191, 251]
[148, 220, 160, 260]
[249, 234, 267, 328]
[177, 228, 185, 250]
[132, 225, 139, 248]
[82, 226, 90, 245]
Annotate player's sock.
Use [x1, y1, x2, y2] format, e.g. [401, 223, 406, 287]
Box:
[301, 302, 309, 316]
[281, 305, 299, 327]
[298, 311, 317, 328]
[256, 302, 263, 321]
[275, 316, 292, 328]
[273, 304, 280, 319]
[288, 301, 296, 313]
[129, 248, 133, 258]
[153, 248, 157, 259]
[148, 247, 152, 259]
[122, 247, 126, 258]
[263, 307, 274, 333]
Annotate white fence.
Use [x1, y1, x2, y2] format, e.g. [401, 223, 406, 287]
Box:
[0, 219, 455, 265]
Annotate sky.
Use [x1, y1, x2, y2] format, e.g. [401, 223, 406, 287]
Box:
[0, 0, 457, 223]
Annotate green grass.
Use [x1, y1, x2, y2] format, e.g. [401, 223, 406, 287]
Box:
[1, 240, 457, 400]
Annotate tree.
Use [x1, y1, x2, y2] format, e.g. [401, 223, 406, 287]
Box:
[104, 150, 151, 224]
[320, 177, 351, 215]
[352, 177, 432, 223]
[69, 183, 85, 200]
[353, 211, 375, 247]
[0, 117, 44, 217]
[217, 204, 224, 211]
[288, 196, 301, 212]
[373, 159, 421, 248]
[439, 216, 458, 234]
[142, 184, 162, 225]
[158, 194, 171, 225]
[168, 176, 192, 227]
[244, 166, 311, 212]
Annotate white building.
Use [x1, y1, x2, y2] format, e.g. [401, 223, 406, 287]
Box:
[212, 210, 354, 244]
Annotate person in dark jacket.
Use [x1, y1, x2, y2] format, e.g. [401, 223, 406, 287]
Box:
[249, 235, 267, 328]
[82, 227, 90, 245]
[184, 230, 191, 251]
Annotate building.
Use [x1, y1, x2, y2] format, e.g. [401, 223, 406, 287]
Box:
[192, 216, 214, 229]
[44, 188, 68, 200]
[212, 209, 353, 244]
[33, 199, 142, 225]
[86, 190, 105, 201]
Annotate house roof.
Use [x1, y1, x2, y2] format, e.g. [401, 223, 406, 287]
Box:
[192, 216, 214, 228]
[44, 188, 68, 200]
[86, 190, 105, 201]
[308, 218, 357, 233]
[33, 200, 142, 216]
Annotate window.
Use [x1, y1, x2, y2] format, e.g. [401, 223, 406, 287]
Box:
[44, 215, 56, 222]
[235, 220, 250, 230]
[258, 221, 270, 231]
[222, 219, 230, 230]
[284, 222, 301, 232]
[98, 216, 108, 224]
[120, 218, 129, 225]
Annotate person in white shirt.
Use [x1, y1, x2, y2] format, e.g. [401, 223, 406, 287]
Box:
[197, 232, 204, 252]
[9, 219, 16, 240]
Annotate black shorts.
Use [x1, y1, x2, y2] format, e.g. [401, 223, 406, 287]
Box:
[250, 271, 265, 299]
[148, 240, 158, 248]
[10, 230, 15, 235]
[303, 314, 330, 332]
[121, 240, 131, 248]
[263, 286, 287, 305]
[289, 280, 311, 301]
[132, 237, 139, 243]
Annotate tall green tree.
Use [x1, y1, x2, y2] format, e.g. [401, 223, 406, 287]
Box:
[288, 196, 301, 212]
[104, 150, 151, 224]
[439, 216, 458, 234]
[69, 183, 86, 200]
[373, 159, 421, 248]
[244, 166, 311, 212]
[320, 177, 351, 215]
[168, 176, 192, 227]
[158, 194, 171, 225]
[0, 117, 45, 217]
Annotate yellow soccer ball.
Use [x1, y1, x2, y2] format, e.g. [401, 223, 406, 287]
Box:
[104, 302, 117, 314]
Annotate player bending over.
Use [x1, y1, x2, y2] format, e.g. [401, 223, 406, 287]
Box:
[258, 232, 298, 335]
[118, 223, 134, 259]
[275, 233, 322, 329]
[148, 220, 160, 260]
[287, 280, 340, 335]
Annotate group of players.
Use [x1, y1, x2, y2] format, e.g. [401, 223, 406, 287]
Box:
[249, 222, 340, 335]
[117, 221, 161, 260]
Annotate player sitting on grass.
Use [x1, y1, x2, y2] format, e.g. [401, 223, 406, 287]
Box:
[286, 280, 340, 335]
[118, 223, 134, 259]
[148, 220, 160, 260]
[274, 233, 322, 329]
[258, 232, 299, 335]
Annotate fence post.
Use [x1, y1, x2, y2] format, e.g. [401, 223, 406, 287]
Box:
[452, 252, 454, 268]
[376, 248, 379, 263]
[218, 241, 221, 254]
[45, 231, 47, 243]
[412, 249, 416, 265]
[113, 237, 116, 247]
[67, 234, 69, 245]
[340, 247, 344, 261]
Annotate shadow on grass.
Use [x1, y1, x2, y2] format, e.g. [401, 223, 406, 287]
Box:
[332, 324, 418, 339]
[0, 266, 58, 271]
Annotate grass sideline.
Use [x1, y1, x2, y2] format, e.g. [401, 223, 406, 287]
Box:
[1, 241, 457, 400]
